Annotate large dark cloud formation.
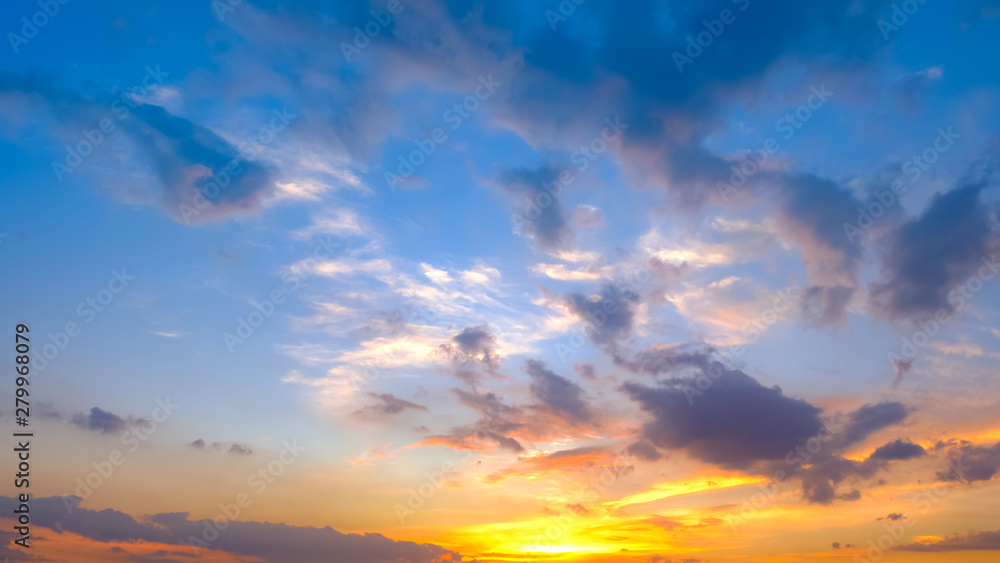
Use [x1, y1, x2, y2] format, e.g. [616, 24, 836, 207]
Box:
[620, 349, 916, 503]
[0, 496, 477, 563]
[623, 368, 824, 468]
[870, 182, 999, 321]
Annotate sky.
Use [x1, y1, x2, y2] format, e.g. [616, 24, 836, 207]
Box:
[1, 0, 1000, 562]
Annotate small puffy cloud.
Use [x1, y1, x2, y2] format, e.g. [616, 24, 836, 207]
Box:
[71, 407, 131, 434]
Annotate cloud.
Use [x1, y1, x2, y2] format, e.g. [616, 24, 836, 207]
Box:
[418, 388, 526, 453]
[622, 368, 824, 468]
[625, 440, 663, 461]
[229, 443, 254, 456]
[565, 283, 639, 348]
[71, 407, 131, 434]
[841, 402, 909, 446]
[619, 347, 912, 502]
[869, 439, 926, 460]
[0, 496, 478, 563]
[497, 164, 574, 252]
[353, 393, 428, 418]
[870, 180, 998, 321]
[438, 325, 501, 385]
[0, 72, 278, 225]
[896, 530, 1000, 551]
[525, 359, 593, 423]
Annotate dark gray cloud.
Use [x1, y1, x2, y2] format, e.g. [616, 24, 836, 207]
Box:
[439, 325, 500, 385]
[870, 181, 998, 321]
[622, 368, 824, 468]
[619, 346, 913, 502]
[878, 513, 906, 521]
[441, 388, 525, 452]
[229, 443, 254, 456]
[525, 359, 593, 423]
[935, 440, 1000, 483]
[870, 439, 926, 460]
[0, 496, 478, 563]
[841, 402, 909, 446]
[565, 284, 639, 348]
[625, 440, 663, 462]
[773, 173, 864, 327]
[0, 72, 277, 225]
[497, 164, 572, 252]
[614, 343, 716, 375]
[353, 393, 428, 418]
[573, 363, 598, 381]
[71, 407, 131, 434]
[897, 530, 1000, 551]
